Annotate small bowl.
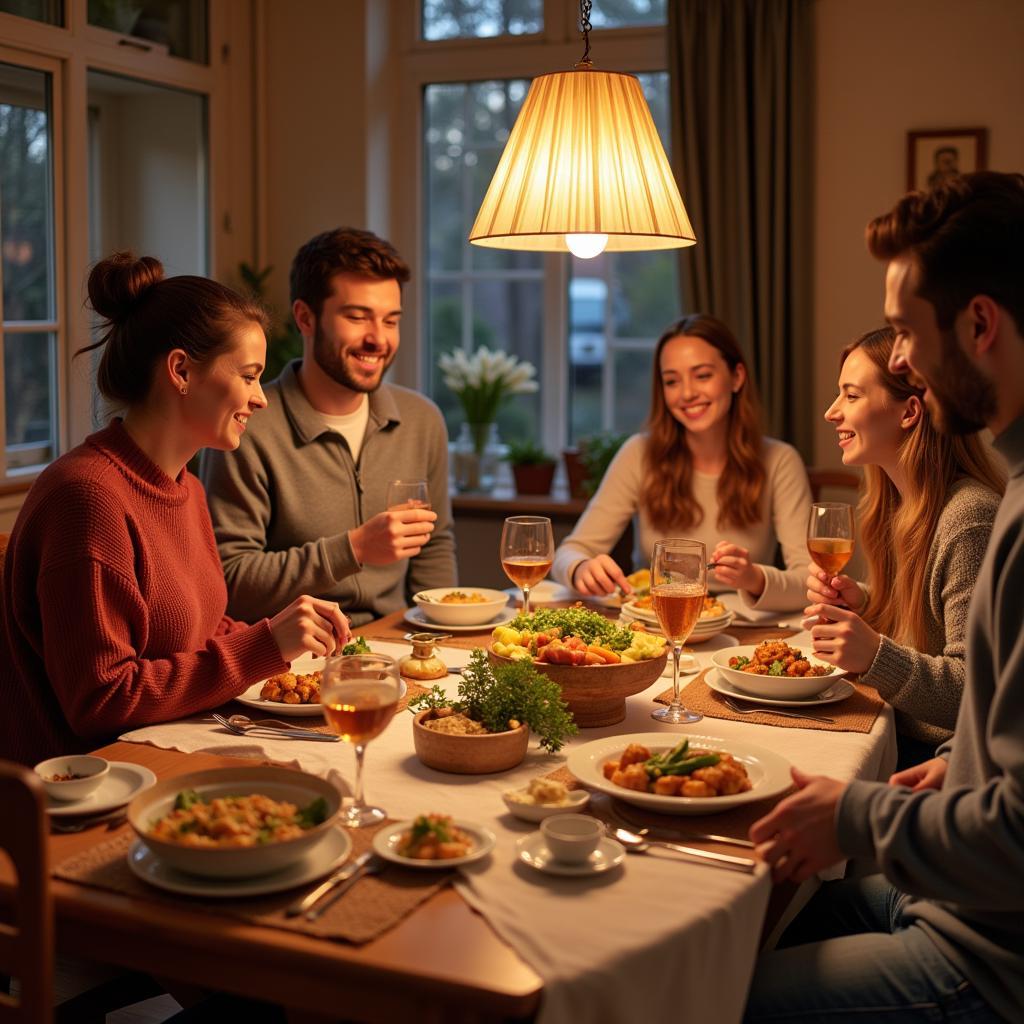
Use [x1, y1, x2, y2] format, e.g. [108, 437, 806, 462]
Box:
[502, 787, 590, 822]
[35, 755, 110, 801]
[540, 814, 604, 864]
[412, 588, 511, 626]
[710, 645, 845, 700]
[412, 710, 529, 774]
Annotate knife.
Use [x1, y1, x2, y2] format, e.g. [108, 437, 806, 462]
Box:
[285, 850, 372, 918]
[305, 855, 383, 921]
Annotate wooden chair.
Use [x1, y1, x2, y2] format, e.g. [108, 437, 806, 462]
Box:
[807, 467, 860, 503]
[0, 762, 53, 1024]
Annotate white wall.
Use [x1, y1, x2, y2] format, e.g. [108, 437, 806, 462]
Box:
[811, 0, 1024, 466]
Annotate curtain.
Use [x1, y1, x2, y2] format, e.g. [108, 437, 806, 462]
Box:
[668, 0, 814, 455]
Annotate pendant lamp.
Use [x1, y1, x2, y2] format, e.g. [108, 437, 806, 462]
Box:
[469, 0, 696, 260]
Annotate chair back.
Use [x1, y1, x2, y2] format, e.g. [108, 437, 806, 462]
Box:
[807, 467, 860, 503]
[0, 762, 53, 1024]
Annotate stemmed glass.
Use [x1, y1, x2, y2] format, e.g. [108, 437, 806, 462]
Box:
[650, 538, 706, 724]
[807, 502, 855, 621]
[386, 479, 430, 511]
[500, 515, 554, 615]
[320, 654, 402, 828]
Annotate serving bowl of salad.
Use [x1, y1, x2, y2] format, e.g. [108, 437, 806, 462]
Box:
[488, 606, 668, 727]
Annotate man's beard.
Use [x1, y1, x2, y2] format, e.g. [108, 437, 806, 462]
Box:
[920, 326, 996, 436]
[312, 320, 392, 393]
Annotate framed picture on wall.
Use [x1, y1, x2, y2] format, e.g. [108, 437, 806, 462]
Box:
[907, 128, 988, 192]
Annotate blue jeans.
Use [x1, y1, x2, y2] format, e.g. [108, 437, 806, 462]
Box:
[744, 875, 1003, 1023]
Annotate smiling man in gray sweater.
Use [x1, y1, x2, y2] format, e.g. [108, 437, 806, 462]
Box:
[202, 229, 456, 626]
[745, 172, 1024, 1022]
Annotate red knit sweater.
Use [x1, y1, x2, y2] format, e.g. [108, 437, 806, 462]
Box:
[0, 421, 288, 765]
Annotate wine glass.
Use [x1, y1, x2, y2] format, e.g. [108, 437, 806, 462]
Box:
[650, 538, 706, 725]
[320, 653, 402, 828]
[386, 479, 430, 511]
[500, 515, 554, 615]
[807, 502, 855, 621]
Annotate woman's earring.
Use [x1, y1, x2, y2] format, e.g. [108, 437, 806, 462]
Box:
[180, 386, 188, 396]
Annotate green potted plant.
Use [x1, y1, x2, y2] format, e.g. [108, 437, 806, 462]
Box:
[407, 649, 577, 773]
[564, 432, 629, 499]
[505, 438, 557, 496]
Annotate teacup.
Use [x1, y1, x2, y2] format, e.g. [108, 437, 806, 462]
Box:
[540, 813, 603, 864]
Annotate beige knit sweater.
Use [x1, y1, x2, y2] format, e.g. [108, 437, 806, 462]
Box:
[861, 477, 1000, 745]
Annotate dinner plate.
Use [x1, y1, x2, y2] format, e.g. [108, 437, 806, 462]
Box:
[516, 833, 625, 876]
[127, 825, 353, 897]
[372, 820, 496, 868]
[402, 606, 516, 634]
[704, 669, 856, 708]
[567, 732, 792, 816]
[46, 762, 157, 818]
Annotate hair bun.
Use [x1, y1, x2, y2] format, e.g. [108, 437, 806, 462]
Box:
[87, 251, 165, 322]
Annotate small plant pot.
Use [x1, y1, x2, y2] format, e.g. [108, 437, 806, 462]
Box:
[562, 448, 589, 500]
[412, 710, 529, 774]
[512, 462, 556, 496]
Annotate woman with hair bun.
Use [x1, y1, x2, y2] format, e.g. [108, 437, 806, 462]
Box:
[0, 252, 351, 765]
[552, 314, 813, 611]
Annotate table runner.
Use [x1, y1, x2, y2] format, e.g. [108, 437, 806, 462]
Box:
[656, 668, 885, 733]
[54, 822, 449, 945]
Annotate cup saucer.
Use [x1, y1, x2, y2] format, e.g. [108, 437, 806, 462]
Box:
[516, 833, 625, 876]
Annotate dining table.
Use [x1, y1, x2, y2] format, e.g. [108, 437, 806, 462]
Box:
[6, 602, 898, 1024]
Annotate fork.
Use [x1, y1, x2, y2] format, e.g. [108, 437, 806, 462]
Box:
[721, 695, 834, 725]
[211, 713, 340, 741]
[51, 810, 127, 833]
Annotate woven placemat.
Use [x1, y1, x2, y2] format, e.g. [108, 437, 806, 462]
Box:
[655, 668, 883, 733]
[54, 822, 450, 945]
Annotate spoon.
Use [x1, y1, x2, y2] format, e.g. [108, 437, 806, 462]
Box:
[211, 713, 339, 742]
[610, 827, 757, 873]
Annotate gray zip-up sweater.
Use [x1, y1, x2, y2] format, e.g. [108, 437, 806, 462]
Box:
[837, 414, 1024, 1022]
[200, 361, 457, 626]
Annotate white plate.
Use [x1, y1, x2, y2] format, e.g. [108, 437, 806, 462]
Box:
[711, 644, 847, 699]
[516, 833, 625, 876]
[46, 762, 157, 818]
[705, 669, 856, 708]
[502, 787, 590, 822]
[127, 825, 353, 898]
[567, 732, 792, 816]
[402, 606, 515, 634]
[372, 820, 496, 868]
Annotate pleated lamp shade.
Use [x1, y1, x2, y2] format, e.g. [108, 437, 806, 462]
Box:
[469, 67, 696, 253]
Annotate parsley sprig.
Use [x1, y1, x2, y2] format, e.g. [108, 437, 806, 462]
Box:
[408, 648, 578, 753]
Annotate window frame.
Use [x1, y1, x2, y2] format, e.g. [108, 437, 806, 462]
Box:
[389, 0, 670, 457]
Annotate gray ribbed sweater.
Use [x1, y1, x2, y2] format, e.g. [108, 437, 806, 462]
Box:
[862, 477, 999, 745]
[837, 414, 1024, 1023]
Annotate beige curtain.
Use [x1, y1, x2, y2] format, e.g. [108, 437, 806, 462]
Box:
[668, 0, 814, 455]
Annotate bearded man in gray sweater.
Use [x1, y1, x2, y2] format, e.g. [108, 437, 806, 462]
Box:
[745, 172, 1024, 1022]
[202, 228, 456, 626]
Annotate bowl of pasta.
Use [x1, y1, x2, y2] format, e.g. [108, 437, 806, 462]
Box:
[128, 766, 343, 878]
[413, 588, 512, 626]
[711, 641, 845, 700]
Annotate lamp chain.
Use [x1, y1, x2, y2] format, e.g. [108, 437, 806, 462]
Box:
[578, 0, 593, 66]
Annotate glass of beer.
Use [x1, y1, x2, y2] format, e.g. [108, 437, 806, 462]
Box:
[500, 515, 554, 615]
[385, 479, 430, 511]
[807, 502, 855, 616]
[320, 654, 402, 828]
[650, 538, 706, 724]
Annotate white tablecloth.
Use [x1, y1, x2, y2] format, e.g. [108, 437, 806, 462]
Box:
[121, 635, 896, 1024]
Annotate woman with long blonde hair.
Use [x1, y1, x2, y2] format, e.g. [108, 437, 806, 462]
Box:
[552, 314, 811, 611]
[807, 326, 1004, 765]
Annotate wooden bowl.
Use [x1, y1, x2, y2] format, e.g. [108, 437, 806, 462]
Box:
[412, 710, 529, 774]
[487, 650, 668, 727]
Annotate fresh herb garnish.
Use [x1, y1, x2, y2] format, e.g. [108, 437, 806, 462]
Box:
[510, 606, 635, 651]
[296, 796, 328, 829]
[174, 789, 200, 811]
[341, 635, 371, 656]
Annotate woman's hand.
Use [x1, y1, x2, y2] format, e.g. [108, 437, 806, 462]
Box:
[269, 596, 351, 662]
[709, 542, 765, 597]
[571, 555, 629, 597]
[803, 603, 881, 675]
[806, 562, 864, 610]
[889, 757, 948, 792]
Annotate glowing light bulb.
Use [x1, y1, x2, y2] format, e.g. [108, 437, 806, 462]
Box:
[565, 233, 608, 259]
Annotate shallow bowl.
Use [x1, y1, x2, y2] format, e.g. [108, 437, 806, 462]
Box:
[412, 710, 529, 774]
[710, 645, 846, 700]
[128, 766, 342, 879]
[34, 755, 110, 801]
[488, 649, 667, 727]
[412, 588, 512, 626]
[501, 787, 590, 822]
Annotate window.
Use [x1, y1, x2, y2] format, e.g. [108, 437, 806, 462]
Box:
[416, 3, 680, 454]
[0, 0, 62, 26]
[87, 0, 209, 63]
[422, 0, 542, 41]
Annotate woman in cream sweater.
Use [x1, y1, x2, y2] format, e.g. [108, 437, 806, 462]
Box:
[806, 326, 1004, 766]
[552, 314, 812, 612]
